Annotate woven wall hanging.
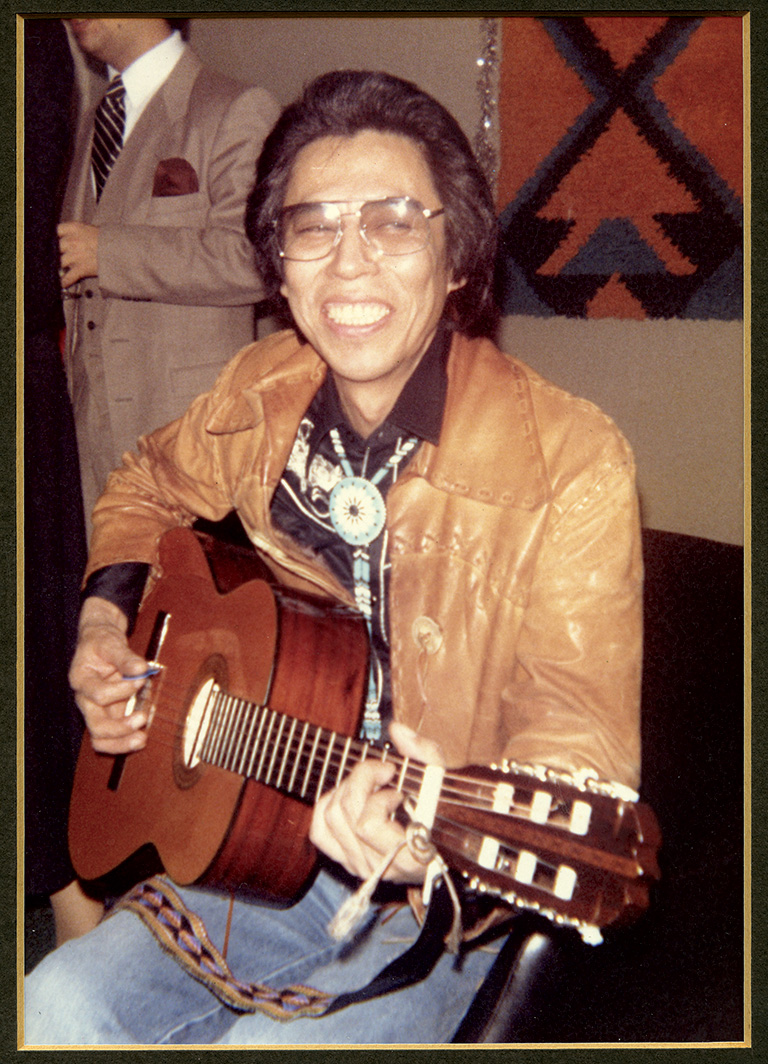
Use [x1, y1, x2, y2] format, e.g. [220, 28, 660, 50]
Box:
[495, 16, 744, 320]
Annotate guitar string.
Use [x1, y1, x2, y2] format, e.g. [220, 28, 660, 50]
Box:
[118, 671, 607, 811]
[104, 703, 574, 827]
[116, 684, 573, 814]
[116, 680, 591, 818]
[117, 696, 494, 798]
[102, 709, 609, 891]
[105, 689, 579, 891]
[113, 696, 581, 897]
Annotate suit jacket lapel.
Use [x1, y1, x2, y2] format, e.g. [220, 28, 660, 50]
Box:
[94, 47, 203, 219]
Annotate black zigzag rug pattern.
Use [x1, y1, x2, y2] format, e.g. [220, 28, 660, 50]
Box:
[495, 17, 743, 320]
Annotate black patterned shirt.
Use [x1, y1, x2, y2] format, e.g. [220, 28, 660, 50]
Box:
[269, 322, 449, 739]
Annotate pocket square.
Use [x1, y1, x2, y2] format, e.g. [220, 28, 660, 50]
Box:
[152, 157, 200, 197]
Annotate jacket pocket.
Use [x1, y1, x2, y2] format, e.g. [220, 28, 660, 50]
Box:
[145, 190, 207, 223]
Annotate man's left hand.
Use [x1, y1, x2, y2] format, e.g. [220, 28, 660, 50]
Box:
[309, 722, 446, 884]
[58, 221, 99, 287]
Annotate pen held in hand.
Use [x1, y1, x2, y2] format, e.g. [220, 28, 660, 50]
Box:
[122, 664, 162, 681]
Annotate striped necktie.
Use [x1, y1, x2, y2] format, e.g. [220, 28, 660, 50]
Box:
[91, 75, 126, 200]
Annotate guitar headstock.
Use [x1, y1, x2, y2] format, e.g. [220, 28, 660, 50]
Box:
[431, 761, 661, 945]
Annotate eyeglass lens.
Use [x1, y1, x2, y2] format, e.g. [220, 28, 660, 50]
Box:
[279, 198, 437, 260]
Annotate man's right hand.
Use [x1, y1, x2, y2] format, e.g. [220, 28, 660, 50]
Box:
[69, 596, 152, 754]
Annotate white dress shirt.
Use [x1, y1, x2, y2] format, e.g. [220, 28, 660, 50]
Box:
[107, 29, 185, 142]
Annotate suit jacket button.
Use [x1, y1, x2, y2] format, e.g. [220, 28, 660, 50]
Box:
[412, 616, 443, 655]
[85, 289, 93, 298]
[86, 320, 96, 330]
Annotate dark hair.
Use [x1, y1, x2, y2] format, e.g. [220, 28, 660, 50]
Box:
[245, 70, 498, 337]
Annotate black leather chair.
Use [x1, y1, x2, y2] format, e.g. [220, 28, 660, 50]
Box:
[454, 528, 745, 1042]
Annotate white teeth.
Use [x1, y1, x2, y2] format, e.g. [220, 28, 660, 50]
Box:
[326, 303, 388, 326]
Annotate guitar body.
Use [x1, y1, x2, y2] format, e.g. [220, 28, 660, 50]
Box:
[68, 527, 369, 902]
[69, 527, 661, 939]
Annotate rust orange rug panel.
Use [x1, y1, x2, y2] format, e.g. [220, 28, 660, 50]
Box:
[496, 16, 744, 320]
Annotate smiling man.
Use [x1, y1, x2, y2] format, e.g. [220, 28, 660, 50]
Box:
[275, 131, 463, 438]
[26, 72, 643, 1045]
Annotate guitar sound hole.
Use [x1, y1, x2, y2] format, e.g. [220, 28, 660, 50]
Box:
[174, 654, 228, 790]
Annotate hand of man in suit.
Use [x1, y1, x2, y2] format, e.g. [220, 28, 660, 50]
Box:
[58, 221, 99, 287]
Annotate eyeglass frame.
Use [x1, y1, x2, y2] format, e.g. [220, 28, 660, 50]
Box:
[275, 196, 446, 261]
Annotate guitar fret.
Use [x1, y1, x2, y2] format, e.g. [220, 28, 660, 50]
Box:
[202, 686, 227, 765]
[301, 726, 322, 799]
[234, 698, 255, 771]
[264, 714, 287, 785]
[227, 697, 247, 766]
[395, 756, 409, 793]
[275, 718, 297, 791]
[234, 701, 260, 777]
[254, 711, 277, 781]
[244, 705, 268, 779]
[211, 693, 230, 768]
[287, 721, 310, 796]
[222, 697, 248, 773]
[335, 735, 352, 786]
[213, 692, 237, 768]
[314, 731, 336, 797]
[303, 730, 327, 800]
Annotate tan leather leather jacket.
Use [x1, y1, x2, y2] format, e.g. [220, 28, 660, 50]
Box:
[89, 329, 643, 788]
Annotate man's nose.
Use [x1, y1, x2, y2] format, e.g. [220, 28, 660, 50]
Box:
[328, 220, 379, 275]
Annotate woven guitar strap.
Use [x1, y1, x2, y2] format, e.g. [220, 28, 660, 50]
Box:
[110, 874, 455, 1021]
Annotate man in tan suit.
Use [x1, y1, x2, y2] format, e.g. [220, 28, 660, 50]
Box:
[58, 18, 279, 523]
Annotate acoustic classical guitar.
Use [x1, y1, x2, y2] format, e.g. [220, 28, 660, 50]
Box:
[68, 526, 661, 945]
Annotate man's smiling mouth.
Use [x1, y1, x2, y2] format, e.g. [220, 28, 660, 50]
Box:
[325, 303, 390, 327]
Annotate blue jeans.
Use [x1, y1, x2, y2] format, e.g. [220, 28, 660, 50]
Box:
[24, 869, 503, 1045]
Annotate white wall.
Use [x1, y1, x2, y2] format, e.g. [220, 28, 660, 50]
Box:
[189, 16, 485, 143]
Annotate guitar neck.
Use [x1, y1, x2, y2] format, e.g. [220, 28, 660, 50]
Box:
[190, 680, 414, 806]
[181, 673, 661, 945]
[187, 680, 627, 844]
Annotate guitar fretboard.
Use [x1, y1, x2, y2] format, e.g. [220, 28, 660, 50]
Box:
[185, 680, 597, 839]
[188, 679, 419, 805]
